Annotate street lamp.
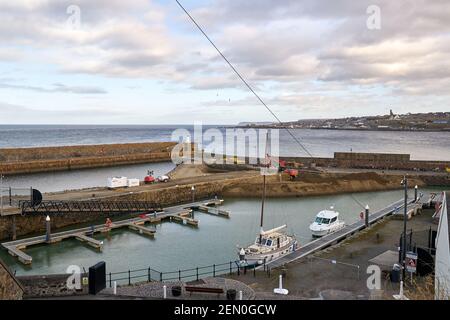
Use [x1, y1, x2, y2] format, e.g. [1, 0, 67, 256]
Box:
[191, 186, 195, 203]
[365, 204, 370, 228]
[400, 176, 408, 280]
[45, 215, 51, 242]
[0, 174, 3, 216]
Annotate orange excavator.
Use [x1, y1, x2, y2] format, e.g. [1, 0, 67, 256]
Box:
[278, 160, 301, 180]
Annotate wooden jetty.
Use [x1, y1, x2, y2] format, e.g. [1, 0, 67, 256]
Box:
[75, 234, 103, 249]
[197, 205, 230, 218]
[263, 198, 418, 270]
[1, 199, 225, 265]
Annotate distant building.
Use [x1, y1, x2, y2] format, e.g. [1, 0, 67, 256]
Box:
[389, 109, 401, 120]
[433, 120, 448, 124]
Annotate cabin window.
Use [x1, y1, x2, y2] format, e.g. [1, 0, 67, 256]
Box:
[261, 238, 267, 245]
[315, 217, 322, 223]
[330, 217, 337, 223]
[266, 239, 273, 247]
[322, 218, 330, 224]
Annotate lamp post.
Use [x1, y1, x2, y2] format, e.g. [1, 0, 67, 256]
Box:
[365, 204, 370, 228]
[401, 176, 408, 280]
[414, 185, 418, 202]
[0, 174, 3, 216]
[45, 215, 51, 242]
[191, 186, 196, 219]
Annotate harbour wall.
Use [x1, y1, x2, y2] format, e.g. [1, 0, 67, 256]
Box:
[2, 143, 450, 175]
[0, 171, 446, 241]
[0, 142, 177, 175]
[284, 152, 450, 172]
[0, 258, 23, 299]
[208, 152, 450, 172]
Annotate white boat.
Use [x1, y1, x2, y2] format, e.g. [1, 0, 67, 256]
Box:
[309, 206, 345, 238]
[238, 138, 298, 266]
[239, 225, 298, 266]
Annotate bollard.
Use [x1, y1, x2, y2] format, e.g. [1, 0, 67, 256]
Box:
[274, 274, 289, 295]
[239, 290, 243, 300]
[113, 281, 117, 295]
[399, 281, 404, 298]
[365, 205, 370, 228]
[163, 285, 167, 299]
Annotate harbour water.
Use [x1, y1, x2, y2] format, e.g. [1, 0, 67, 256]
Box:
[0, 188, 438, 277]
[3, 162, 176, 193]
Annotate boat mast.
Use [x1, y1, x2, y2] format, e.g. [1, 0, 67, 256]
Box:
[260, 174, 266, 233]
[259, 132, 269, 239]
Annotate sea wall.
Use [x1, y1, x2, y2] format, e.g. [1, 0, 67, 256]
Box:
[0, 171, 445, 241]
[0, 258, 23, 299]
[0, 142, 177, 175]
[283, 152, 450, 172]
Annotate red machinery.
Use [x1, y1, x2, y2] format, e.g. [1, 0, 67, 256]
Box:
[285, 168, 299, 179]
[278, 160, 301, 180]
[144, 170, 156, 184]
[144, 175, 156, 184]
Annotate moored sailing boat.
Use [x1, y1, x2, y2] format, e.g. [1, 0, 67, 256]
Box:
[238, 142, 298, 266]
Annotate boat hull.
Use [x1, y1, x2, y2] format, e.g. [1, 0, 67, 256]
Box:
[310, 222, 345, 238]
[239, 241, 298, 265]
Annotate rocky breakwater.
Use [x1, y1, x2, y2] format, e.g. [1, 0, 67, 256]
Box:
[0, 142, 176, 175]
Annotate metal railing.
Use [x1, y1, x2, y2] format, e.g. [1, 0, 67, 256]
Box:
[18, 200, 163, 215]
[107, 260, 264, 287]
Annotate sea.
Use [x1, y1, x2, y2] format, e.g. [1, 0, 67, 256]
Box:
[1, 124, 449, 160]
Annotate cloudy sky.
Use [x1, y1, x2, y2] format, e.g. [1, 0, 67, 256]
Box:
[0, 0, 449, 124]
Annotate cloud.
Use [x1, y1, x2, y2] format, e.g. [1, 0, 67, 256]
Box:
[0, 0, 450, 122]
[0, 82, 107, 94]
[0, 101, 126, 124]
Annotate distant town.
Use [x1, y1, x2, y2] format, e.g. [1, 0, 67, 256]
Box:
[238, 111, 450, 131]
